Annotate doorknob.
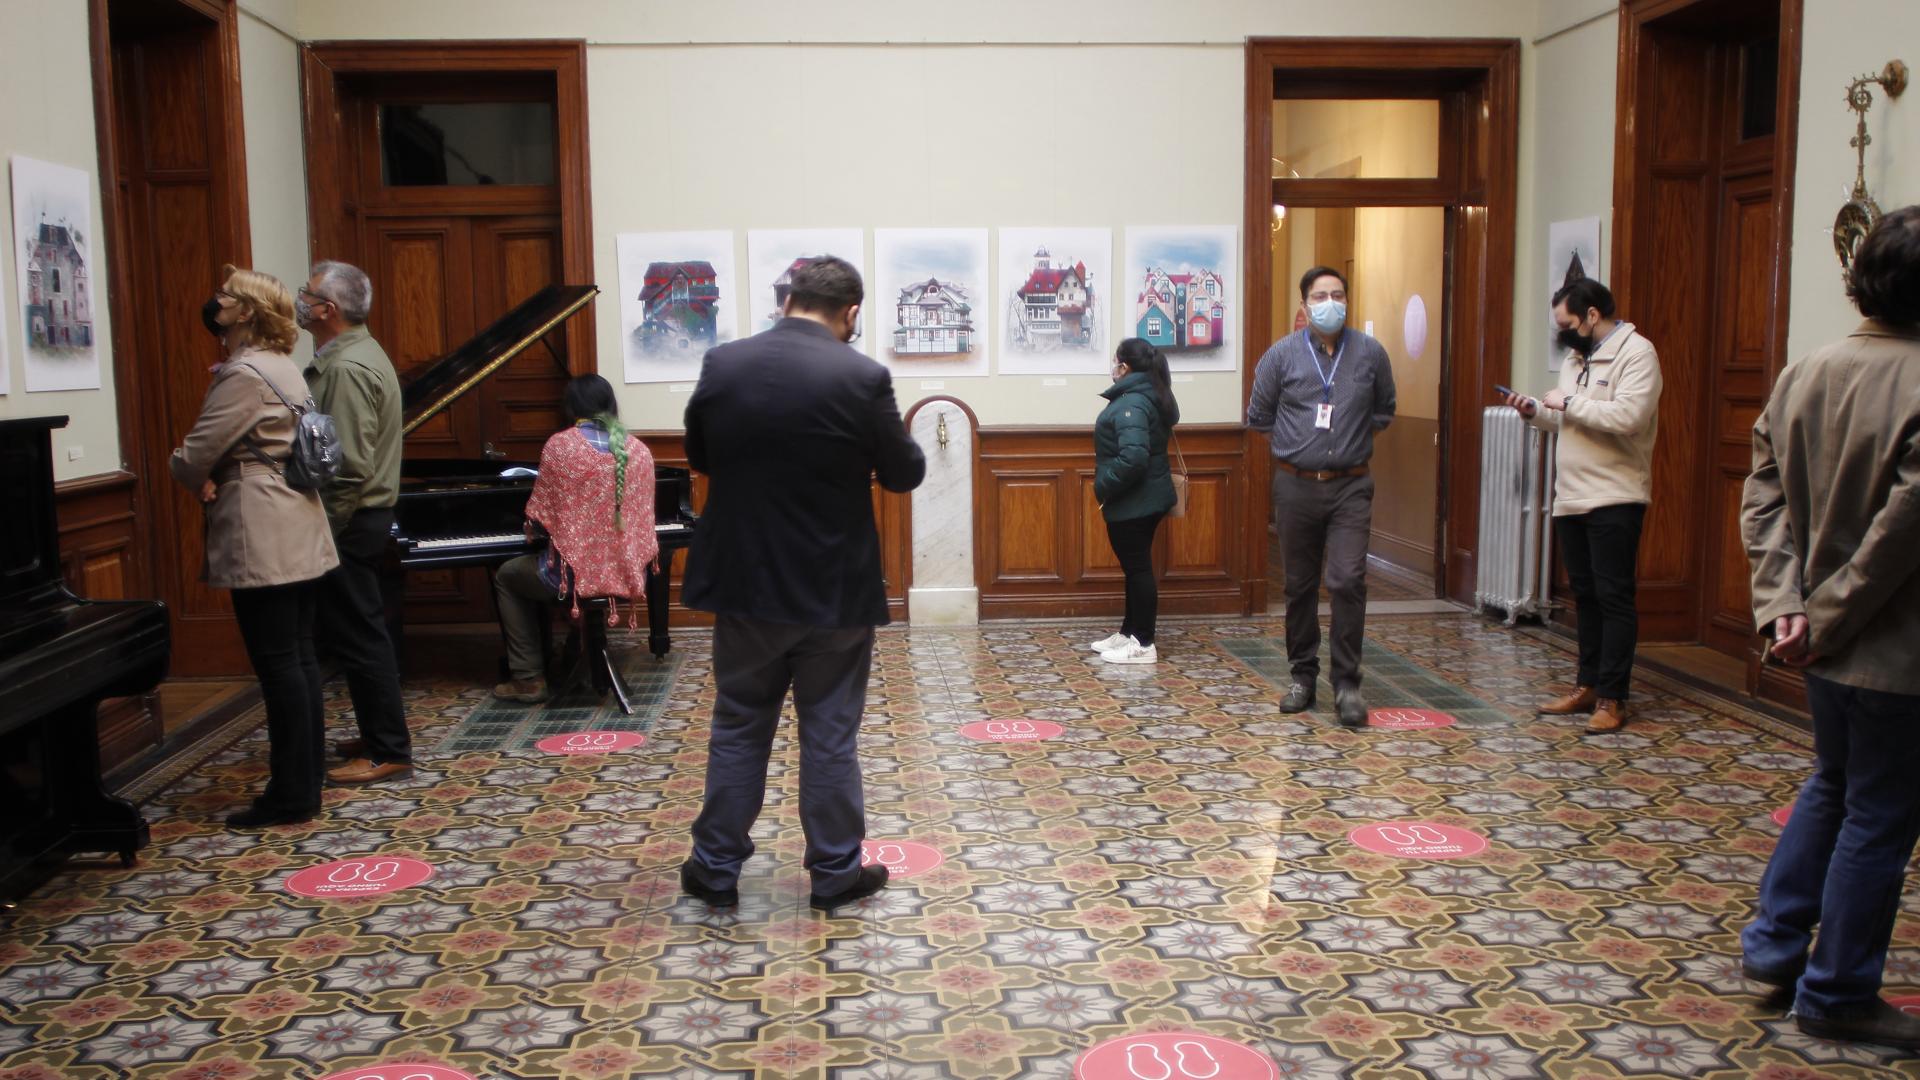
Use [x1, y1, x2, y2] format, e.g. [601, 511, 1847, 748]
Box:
[483, 442, 506, 461]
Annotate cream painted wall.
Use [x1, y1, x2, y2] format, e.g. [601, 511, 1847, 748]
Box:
[1511, 7, 1617, 397]
[0, 0, 121, 482]
[239, 2, 314, 371]
[1786, 0, 1920, 362]
[292, 0, 1538, 430]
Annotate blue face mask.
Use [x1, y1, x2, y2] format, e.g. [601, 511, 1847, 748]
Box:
[1308, 299, 1346, 336]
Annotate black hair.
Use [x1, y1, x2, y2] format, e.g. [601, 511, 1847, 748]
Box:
[1848, 205, 1920, 328]
[1299, 265, 1349, 301]
[786, 256, 864, 315]
[1551, 278, 1617, 321]
[563, 373, 620, 423]
[1116, 337, 1179, 426]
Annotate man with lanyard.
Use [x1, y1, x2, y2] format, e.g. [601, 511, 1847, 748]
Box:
[1502, 278, 1663, 734]
[1247, 266, 1397, 728]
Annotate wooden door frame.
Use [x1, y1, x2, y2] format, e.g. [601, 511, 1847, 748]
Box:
[1244, 38, 1522, 609]
[1610, 0, 1803, 704]
[300, 40, 597, 377]
[88, 0, 253, 670]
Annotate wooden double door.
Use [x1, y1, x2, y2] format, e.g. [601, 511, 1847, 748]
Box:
[1611, 0, 1803, 702]
[305, 48, 596, 621]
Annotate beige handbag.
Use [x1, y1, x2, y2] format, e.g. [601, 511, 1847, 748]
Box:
[1169, 432, 1190, 518]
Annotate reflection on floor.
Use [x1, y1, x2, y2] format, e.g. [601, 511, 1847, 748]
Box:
[153, 680, 257, 739]
[4, 613, 1918, 1078]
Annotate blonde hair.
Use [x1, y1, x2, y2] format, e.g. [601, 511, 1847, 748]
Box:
[220, 264, 299, 354]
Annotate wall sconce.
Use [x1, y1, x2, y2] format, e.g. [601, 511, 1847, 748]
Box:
[935, 410, 949, 450]
[1834, 59, 1908, 281]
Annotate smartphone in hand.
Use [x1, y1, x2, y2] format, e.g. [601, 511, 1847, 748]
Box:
[1494, 384, 1516, 398]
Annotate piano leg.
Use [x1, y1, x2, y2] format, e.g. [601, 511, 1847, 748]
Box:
[644, 559, 672, 659]
[50, 700, 149, 867]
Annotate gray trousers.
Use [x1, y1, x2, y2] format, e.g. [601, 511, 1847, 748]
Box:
[687, 614, 875, 894]
[1274, 469, 1374, 690]
[494, 554, 557, 681]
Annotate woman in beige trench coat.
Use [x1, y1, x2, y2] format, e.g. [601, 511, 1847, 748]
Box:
[170, 266, 338, 830]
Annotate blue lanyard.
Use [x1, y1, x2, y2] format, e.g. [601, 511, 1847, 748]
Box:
[1303, 329, 1344, 403]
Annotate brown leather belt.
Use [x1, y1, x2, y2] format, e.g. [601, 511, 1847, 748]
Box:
[1275, 461, 1368, 481]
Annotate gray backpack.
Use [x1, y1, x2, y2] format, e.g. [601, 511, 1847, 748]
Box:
[237, 362, 343, 491]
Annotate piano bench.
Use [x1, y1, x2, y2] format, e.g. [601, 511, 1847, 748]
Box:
[561, 597, 635, 716]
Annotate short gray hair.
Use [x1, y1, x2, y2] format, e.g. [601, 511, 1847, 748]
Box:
[310, 260, 373, 325]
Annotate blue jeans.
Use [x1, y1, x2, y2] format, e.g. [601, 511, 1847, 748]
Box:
[1741, 673, 1920, 1017]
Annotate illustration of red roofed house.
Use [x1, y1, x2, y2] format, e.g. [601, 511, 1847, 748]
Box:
[637, 260, 720, 352]
[767, 257, 813, 326]
[1010, 246, 1096, 350]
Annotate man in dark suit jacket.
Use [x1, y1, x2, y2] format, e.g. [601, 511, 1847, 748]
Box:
[679, 256, 926, 913]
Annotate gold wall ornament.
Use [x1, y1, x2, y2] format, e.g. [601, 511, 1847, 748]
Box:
[1834, 59, 1908, 281]
[935, 410, 949, 450]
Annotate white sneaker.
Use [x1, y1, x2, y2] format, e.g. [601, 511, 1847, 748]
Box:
[1087, 632, 1130, 651]
[1100, 639, 1158, 664]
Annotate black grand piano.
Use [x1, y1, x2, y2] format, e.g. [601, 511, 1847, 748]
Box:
[1, 416, 169, 907]
[386, 284, 697, 664]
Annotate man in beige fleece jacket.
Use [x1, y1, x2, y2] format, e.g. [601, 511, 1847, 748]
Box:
[1501, 279, 1663, 734]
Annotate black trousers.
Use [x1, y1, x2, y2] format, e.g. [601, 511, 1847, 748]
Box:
[1274, 470, 1374, 690]
[687, 615, 876, 895]
[318, 507, 411, 763]
[1555, 502, 1646, 701]
[231, 579, 324, 813]
[1105, 512, 1166, 647]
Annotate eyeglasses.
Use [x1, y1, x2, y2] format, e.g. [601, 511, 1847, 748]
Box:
[1306, 290, 1347, 303]
[296, 286, 334, 306]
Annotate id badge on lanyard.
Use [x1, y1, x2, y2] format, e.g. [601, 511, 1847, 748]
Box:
[1308, 329, 1342, 431]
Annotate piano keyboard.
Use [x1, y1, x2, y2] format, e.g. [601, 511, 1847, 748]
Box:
[411, 522, 689, 551]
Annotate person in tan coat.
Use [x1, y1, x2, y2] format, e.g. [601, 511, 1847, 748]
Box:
[1501, 279, 1663, 734]
[1737, 205, 1920, 1050]
[170, 266, 339, 830]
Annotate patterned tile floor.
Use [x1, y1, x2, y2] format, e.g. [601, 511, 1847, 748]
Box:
[4, 613, 1920, 1079]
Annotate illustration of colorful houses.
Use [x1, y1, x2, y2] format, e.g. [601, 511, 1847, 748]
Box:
[1134, 264, 1225, 350]
[22, 218, 94, 350]
[1009, 246, 1096, 351]
[892, 277, 973, 356]
[636, 260, 720, 353]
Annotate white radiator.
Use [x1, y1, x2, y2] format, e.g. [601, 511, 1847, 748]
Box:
[1475, 406, 1557, 624]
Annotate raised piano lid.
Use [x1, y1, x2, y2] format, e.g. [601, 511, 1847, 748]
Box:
[0, 415, 69, 609]
[400, 283, 599, 437]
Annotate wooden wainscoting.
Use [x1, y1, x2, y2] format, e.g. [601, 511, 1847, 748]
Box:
[976, 425, 1252, 619]
[54, 470, 163, 773]
[638, 433, 910, 625]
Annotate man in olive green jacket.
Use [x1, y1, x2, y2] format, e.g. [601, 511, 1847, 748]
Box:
[297, 261, 412, 786]
[1738, 205, 1920, 1050]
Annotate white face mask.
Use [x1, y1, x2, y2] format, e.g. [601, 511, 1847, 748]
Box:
[1308, 298, 1347, 335]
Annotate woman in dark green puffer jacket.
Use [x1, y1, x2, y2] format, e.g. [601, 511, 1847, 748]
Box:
[1089, 338, 1180, 664]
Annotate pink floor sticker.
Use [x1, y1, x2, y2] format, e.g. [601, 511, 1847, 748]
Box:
[1892, 995, 1920, 1017]
[860, 840, 944, 878]
[1075, 1031, 1279, 1080]
[286, 856, 434, 898]
[534, 730, 647, 755]
[317, 1067, 477, 1080]
[959, 719, 1065, 742]
[1348, 821, 1488, 860]
[1366, 708, 1457, 730]
[1771, 804, 1793, 827]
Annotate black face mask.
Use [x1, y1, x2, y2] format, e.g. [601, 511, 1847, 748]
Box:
[1556, 324, 1595, 356]
[201, 296, 225, 339]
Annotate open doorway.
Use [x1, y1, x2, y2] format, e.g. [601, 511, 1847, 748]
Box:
[1243, 41, 1522, 611]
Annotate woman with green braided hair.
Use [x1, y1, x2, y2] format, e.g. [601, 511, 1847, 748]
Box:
[491, 375, 659, 703]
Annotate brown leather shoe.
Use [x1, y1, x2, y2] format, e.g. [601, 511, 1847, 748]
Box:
[327, 758, 414, 786]
[492, 678, 550, 704]
[1583, 699, 1627, 735]
[1539, 686, 1597, 715]
[331, 737, 366, 760]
